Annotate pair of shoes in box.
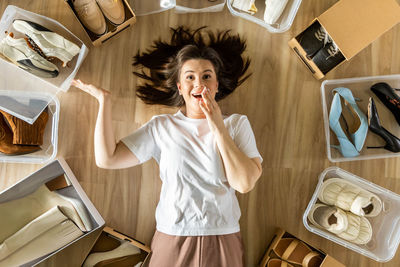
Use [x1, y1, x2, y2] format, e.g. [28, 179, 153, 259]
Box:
[308, 178, 382, 245]
[232, 0, 289, 25]
[72, 0, 126, 36]
[0, 20, 80, 78]
[298, 21, 345, 74]
[0, 108, 48, 155]
[265, 238, 323, 267]
[329, 83, 400, 157]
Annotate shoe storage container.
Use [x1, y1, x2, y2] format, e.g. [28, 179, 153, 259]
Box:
[64, 0, 136, 46]
[0, 158, 105, 266]
[227, 0, 302, 33]
[321, 74, 400, 162]
[0, 5, 88, 122]
[0, 91, 59, 164]
[83, 226, 151, 267]
[303, 167, 400, 262]
[288, 0, 400, 79]
[129, 0, 225, 16]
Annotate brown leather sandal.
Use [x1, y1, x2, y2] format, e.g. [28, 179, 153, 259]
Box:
[273, 238, 323, 267]
[0, 108, 48, 146]
[267, 258, 294, 267]
[0, 114, 40, 155]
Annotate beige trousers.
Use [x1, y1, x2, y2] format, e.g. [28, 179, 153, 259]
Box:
[148, 231, 244, 267]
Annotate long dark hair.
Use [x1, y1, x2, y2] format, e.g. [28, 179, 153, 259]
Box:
[133, 26, 251, 107]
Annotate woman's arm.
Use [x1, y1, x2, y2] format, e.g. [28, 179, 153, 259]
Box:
[72, 80, 140, 169]
[199, 88, 262, 194]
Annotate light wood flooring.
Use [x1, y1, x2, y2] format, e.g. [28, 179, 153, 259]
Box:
[1, 0, 400, 266]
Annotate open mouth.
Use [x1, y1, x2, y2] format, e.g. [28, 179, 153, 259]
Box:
[192, 93, 202, 99]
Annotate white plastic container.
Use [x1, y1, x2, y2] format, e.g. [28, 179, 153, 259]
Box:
[303, 167, 400, 262]
[0, 91, 59, 164]
[130, 0, 225, 16]
[0, 158, 105, 266]
[0, 5, 88, 123]
[321, 74, 400, 162]
[227, 0, 302, 33]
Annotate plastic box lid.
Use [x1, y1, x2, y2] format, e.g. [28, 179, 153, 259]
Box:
[303, 167, 400, 262]
[0, 5, 88, 123]
[227, 0, 302, 33]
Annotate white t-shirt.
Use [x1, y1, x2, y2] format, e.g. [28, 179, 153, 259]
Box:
[121, 110, 262, 236]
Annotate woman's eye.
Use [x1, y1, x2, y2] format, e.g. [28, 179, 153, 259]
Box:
[186, 75, 194, 80]
[203, 74, 211, 79]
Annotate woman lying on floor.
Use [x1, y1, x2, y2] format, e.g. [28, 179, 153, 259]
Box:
[73, 26, 263, 267]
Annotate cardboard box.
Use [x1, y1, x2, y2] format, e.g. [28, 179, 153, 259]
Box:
[259, 228, 345, 267]
[84, 226, 151, 267]
[0, 158, 105, 266]
[288, 0, 400, 79]
[64, 0, 136, 46]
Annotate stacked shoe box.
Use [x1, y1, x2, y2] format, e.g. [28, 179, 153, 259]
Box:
[83, 226, 151, 267]
[64, 0, 136, 46]
[0, 158, 105, 266]
[303, 167, 400, 262]
[0, 5, 88, 163]
[227, 0, 302, 33]
[288, 0, 400, 80]
[259, 228, 345, 267]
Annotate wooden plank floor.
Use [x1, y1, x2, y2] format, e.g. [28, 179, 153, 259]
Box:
[1, 0, 400, 266]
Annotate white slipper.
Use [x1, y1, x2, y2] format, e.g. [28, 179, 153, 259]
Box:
[308, 203, 372, 245]
[318, 178, 382, 217]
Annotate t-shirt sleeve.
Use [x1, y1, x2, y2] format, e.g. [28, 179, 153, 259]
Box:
[120, 118, 159, 164]
[232, 115, 263, 163]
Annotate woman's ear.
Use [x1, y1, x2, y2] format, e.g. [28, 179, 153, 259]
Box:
[177, 83, 182, 95]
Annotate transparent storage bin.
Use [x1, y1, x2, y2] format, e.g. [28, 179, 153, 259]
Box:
[0, 5, 88, 123]
[227, 0, 302, 33]
[0, 91, 59, 164]
[321, 74, 400, 162]
[303, 167, 400, 262]
[129, 0, 225, 15]
[0, 158, 105, 266]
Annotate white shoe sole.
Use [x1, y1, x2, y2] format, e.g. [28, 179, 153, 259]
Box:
[13, 19, 80, 67]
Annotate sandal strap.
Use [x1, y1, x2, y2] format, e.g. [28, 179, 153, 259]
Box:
[281, 261, 288, 267]
[302, 251, 321, 267]
[281, 239, 299, 261]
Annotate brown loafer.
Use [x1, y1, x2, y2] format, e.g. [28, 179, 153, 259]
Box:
[0, 108, 48, 146]
[73, 0, 107, 36]
[96, 0, 125, 25]
[0, 114, 40, 155]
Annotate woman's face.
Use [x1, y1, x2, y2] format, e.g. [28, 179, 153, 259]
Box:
[177, 59, 218, 118]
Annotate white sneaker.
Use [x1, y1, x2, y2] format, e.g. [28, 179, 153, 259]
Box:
[0, 33, 59, 78]
[308, 203, 372, 245]
[13, 19, 80, 67]
[318, 178, 382, 217]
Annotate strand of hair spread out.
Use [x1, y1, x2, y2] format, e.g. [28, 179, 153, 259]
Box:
[133, 26, 251, 107]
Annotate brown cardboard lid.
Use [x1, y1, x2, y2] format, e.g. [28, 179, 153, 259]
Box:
[318, 0, 400, 59]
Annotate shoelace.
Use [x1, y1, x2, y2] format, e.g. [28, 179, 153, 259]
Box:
[325, 42, 340, 60]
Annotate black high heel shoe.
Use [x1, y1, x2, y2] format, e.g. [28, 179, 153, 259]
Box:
[370, 82, 400, 126]
[367, 97, 400, 152]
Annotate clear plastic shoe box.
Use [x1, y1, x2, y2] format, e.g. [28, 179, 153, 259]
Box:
[0, 5, 88, 163]
[303, 167, 400, 262]
[0, 91, 59, 164]
[321, 74, 400, 162]
[0, 158, 105, 266]
[227, 0, 302, 33]
[129, 0, 226, 16]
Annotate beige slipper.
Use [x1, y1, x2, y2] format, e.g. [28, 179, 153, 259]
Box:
[318, 178, 382, 217]
[308, 203, 372, 245]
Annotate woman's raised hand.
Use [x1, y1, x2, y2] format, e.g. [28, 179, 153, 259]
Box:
[199, 87, 226, 134]
[71, 79, 110, 101]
